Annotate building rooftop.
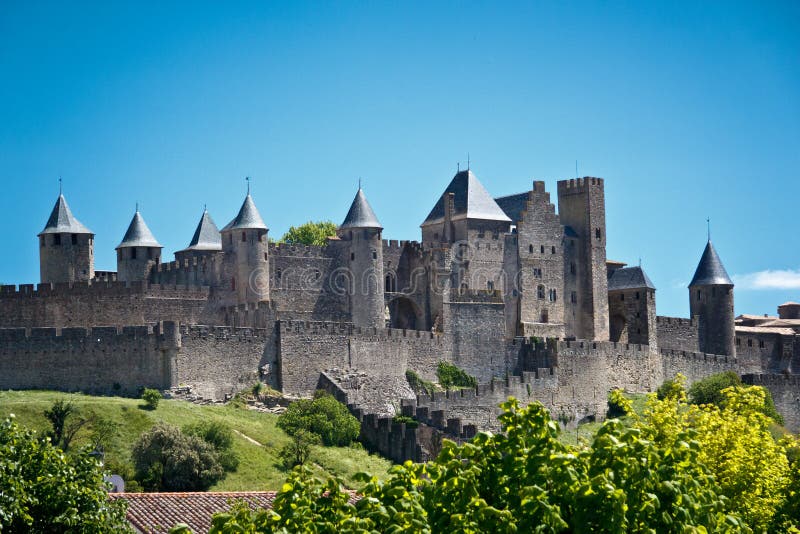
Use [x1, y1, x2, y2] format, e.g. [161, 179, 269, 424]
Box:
[735, 325, 796, 336]
[607, 266, 656, 291]
[39, 194, 93, 236]
[689, 240, 733, 286]
[117, 211, 162, 249]
[422, 170, 511, 226]
[181, 209, 222, 252]
[340, 187, 382, 229]
[223, 194, 268, 232]
[110, 492, 277, 534]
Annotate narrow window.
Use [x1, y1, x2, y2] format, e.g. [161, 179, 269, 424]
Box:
[620, 293, 625, 301]
[551, 246, 556, 254]
[314, 269, 320, 280]
[53, 234, 61, 245]
[529, 244, 533, 253]
[736, 338, 741, 346]
[540, 245, 545, 254]
[635, 291, 640, 300]
[570, 262, 576, 275]
[571, 291, 577, 303]
[758, 339, 765, 348]
[276, 269, 282, 282]
[595, 228, 601, 240]
[71, 234, 77, 245]
[697, 290, 701, 300]
[637, 328, 641, 334]
[487, 281, 494, 290]
[131, 248, 137, 260]
[242, 232, 247, 242]
[541, 309, 549, 323]
[350, 253, 355, 261]
[264, 253, 268, 261]
[537, 285, 545, 299]
[372, 251, 377, 260]
[747, 339, 753, 347]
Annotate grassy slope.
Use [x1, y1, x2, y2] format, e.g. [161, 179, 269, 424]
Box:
[0, 390, 392, 490]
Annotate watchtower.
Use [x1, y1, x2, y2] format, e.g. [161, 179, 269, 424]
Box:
[689, 240, 735, 356]
[38, 194, 94, 283]
[339, 186, 384, 328]
[221, 191, 269, 304]
[116, 209, 162, 282]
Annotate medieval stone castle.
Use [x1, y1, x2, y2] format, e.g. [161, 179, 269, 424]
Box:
[2, 170, 799, 457]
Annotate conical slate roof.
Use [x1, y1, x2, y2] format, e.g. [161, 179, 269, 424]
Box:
[422, 170, 511, 226]
[608, 266, 656, 291]
[340, 188, 382, 230]
[117, 211, 162, 249]
[689, 241, 733, 286]
[223, 194, 267, 231]
[181, 209, 222, 251]
[39, 194, 93, 235]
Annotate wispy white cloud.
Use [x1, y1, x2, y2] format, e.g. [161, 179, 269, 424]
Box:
[733, 269, 800, 290]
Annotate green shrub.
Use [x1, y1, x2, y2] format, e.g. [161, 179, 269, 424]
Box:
[392, 415, 419, 428]
[607, 389, 633, 419]
[406, 369, 437, 396]
[689, 371, 784, 424]
[436, 361, 477, 390]
[141, 389, 162, 410]
[279, 430, 320, 469]
[277, 391, 360, 446]
[183, 421, 239, 472]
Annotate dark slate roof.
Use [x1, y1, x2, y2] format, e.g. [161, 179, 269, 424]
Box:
[494, 192, 529, 224]
[117, 211, 162, 249]
[39, 194, 93, 235]
[608, 266, 656, 291]
[340, 187, 382, 229]
[689, 241, 733, 286]
[223, 194, 268, 231]
[182, 209, 222, 251]
[422, 170, 511, 226]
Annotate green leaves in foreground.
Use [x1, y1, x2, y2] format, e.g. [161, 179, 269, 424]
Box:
[202, 387, 796, 533]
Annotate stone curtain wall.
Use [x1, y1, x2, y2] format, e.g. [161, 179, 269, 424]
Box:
[176, 325, 271, 400]
[0, 282, 214, 328]
[656, 316, 700, 352]
[275, 320, 448, 397]
[0, 322, 179, 395]
[743, 374, 800, 433]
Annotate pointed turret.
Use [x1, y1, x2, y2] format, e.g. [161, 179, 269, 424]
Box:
[422, 169, 511, 227]
[221, 191, 269, 305]
[689, 240, 735, 356]
[182, 209, 222, 252]
[38, 193, 94, 283]
[689, 241, 733, 287]
[116, 209, 162, 282]
[339, 186, 384, 328]
[340, 187, 382, 230]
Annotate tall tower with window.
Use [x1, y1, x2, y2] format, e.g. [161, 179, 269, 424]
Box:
[221, 190, 269, 304]
[689, 240, 735, 356]
[116, 209, 162, 282]
[38, 194, 94, 283]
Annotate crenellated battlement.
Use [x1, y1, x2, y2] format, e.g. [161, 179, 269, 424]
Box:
[269, 242, 330, 258]
[181, 324, 270, 340]
[659, 347, 734, 364]
[381, 239, 422, 251]
[448, 288, 504, 304]
[656, 316, 697, 327]
[278, 319, 443, 343]
[556, 177, 604, 195]
[0, 281, 210, 299]
[742, 373, 800, 386]
[0, 321, 179, 344]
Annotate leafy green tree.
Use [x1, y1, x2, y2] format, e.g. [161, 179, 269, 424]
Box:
[277, 391, 360, 447]
[279, 221, 337, 246]
[183, 421, 239, 472]
[43, 399, 74, 447]
[606, 388, 633, 418]
[279, 429, 320, 469]
[688, 371, 784, 424]
[141, 388, 162, 410]
[132, 422, 225, 491]
[0, 415, 131, 532]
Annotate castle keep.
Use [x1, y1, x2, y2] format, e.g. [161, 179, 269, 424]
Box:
[3, 169, 800, 446]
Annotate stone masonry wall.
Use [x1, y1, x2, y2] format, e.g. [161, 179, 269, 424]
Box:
[656, 316, 700, 352]
[0, 322, 179, 396]
[743, 374, 800, 433]
[0, 282, 215, 328]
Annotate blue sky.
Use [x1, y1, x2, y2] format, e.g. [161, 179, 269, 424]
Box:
[0, 1, 798, 317]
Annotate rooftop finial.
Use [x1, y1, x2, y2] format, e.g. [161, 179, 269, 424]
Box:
[58, 176, 62, 195]
[246, 176, 250, 195]
[358, 177, 361, 190]
[467, 153, 470, 171]
[136, 201, 139, 213]
[707, 217, 711, 241]
[457, 162, 460, 172]
[204, 203, 207, 212]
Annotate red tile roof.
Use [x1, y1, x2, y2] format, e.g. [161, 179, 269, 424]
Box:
[110, 492, 277, 534]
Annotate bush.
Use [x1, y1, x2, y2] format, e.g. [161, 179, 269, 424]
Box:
[277, 391, 360, 446]
[689, 371, 784, 424]
[405, 369, 437, 396]
[392, 415, 419, 428]
[183, 421, 240, 472]
[131, 422, 226, 491]
[606, 389, 633, 419]
[0, 416, 131, 531]
[141, 388, 162, 410]
[436, 361, 477, 390]
[279, 430, 320, 469]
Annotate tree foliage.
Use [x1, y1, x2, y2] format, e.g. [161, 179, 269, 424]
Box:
[131, 422, 226, 491]
[277, 391, 360, 447]
[436, 361, 477, 390]
[688, 371, 784, 424]
[279, 221, 338, 246]
[141, 388, 162, 410]
[183, 421, 240, 473]
[0, 415, 130, 532]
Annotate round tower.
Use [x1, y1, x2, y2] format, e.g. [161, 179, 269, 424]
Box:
[689, 240, 735, 356]
[116, 209, 163, 282]
[38, 193, 94, 283]
[221, 190, 269, 304]
[339, 186, 384, 329]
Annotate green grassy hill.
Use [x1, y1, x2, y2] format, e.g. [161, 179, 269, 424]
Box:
[0, 390, 392, 491]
